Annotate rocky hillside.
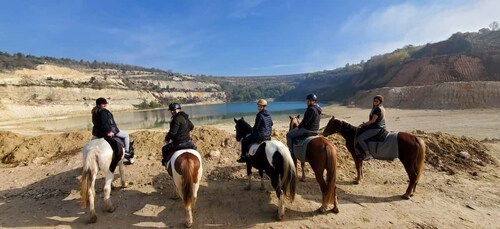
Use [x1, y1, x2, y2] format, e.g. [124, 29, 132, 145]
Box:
[281, 29, 500, 109]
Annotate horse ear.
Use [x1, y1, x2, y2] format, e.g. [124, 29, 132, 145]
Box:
[289, 116, 293, 119]
[331, 115, 335, 120]
[297, 115, 300, 119]
[241, 117, 244, 120]
[234, 118, 238, 123]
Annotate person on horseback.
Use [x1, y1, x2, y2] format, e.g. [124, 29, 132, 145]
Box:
[286, 93, 322, 152]
[237, 99, 273, 163]
[91, 97, 133, 160]
[356, 95, 386, 161]
[161, 102, 196, 167]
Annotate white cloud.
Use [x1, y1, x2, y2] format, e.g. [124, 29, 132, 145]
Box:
[307, 0, 500, 72]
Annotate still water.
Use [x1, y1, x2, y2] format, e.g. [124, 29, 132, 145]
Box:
[30, 101, 312, 132]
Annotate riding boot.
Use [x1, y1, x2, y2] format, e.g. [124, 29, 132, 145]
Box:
[237, 153, 247, 163]
[363, 151, 373, 161]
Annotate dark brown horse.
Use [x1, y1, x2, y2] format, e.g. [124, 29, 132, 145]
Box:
[288, 115, 339, 213]
[322, 116, 426, 199]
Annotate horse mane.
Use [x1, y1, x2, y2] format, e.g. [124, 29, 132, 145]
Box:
[237, 118, 252, 133]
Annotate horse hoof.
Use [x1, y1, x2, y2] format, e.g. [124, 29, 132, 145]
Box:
[316, 207, 327, 214]
[107, 206, 116, 213]
[170, 195, 180, 200]
[332, 207, 339, 214]
[401, 194, 411, 200]
[244, 186, 251, 191]
[354, 180, 360, 185]
[185, 222, 193, 228]
[89, 215, 97, 224]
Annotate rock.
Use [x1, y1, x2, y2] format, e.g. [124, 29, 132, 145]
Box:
[457, 151, 470, 159]
[208, 150, 221, 158]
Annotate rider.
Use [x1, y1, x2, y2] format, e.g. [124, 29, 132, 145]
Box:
[161, 102, 196, 167]
[91, 97, 133, 160]
[237, 99, 273, 163]
[286, 93, 322, 153]
[356, 95, 386, 161]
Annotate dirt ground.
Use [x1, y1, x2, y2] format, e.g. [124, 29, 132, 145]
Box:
[0, 105, 499, 228]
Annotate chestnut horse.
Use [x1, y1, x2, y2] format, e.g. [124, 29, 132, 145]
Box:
[80, 139, 135, 223]
[166, 149, 203, 228]
[288, 115, 339, 213]
[322, 116, 426, 199]
[234, 118, 297, 220]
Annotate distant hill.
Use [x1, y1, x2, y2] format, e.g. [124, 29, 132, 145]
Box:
[280, 29, 500, 109]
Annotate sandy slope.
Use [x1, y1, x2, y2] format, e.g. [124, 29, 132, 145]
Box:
[0, 105, 499, 228]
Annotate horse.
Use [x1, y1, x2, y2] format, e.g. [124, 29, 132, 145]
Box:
[80, 138, 135, 223]
[234, 117, 297, 220]
[322, 116, 426, 199]
[165, 149, 203, 228]
[287, 115, 339, 213]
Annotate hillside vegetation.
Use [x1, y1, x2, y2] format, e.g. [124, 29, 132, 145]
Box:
[281, 29, 500, 108]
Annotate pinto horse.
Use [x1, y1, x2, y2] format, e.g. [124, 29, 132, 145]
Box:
[288, 115, 339, 213]
[322, 116, 426, 199]
[234, 118, 297, 220]
[166, 149, 203, 228]
[80, 138, 135, 223]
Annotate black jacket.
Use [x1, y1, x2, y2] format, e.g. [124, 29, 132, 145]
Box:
[92, 107, 120, 138]
[165, 111, 194, 143]
[252, 110, 273, 139]
[299, 104, 322, 131]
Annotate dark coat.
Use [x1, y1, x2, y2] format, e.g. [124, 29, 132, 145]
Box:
[252, 110, 273, 139]
[165, 111, 194, 143]
[299, 104, 322, 131]
[92, 106, 119, 138]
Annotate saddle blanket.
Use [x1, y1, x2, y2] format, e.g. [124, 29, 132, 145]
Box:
[166, 149, 202, 171]
[367, 132, 399, 160]
[293, 136, 320, 163]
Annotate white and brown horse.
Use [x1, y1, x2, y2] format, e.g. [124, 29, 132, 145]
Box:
[80, 138, 134, 223]
[234, 117, 297, 220]
[166, 149, 203, 228]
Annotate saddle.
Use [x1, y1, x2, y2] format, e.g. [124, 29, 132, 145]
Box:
[293, 132, 318, 145]
[105, 137, 124, 172]
[365, 128, 389, 142]
[293, 135, 320, 163]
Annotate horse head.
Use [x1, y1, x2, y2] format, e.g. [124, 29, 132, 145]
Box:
[322, 116, 354, 137]
[234, 117, 252, 142]
[288, 115, 300, 131]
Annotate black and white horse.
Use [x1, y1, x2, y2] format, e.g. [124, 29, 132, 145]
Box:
[80, 138, 134, 223]
[234, 117, 297, 220]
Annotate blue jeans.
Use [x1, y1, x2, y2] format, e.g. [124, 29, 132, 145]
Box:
[355, 128, 381, 155]
[115, 131, 130, 152]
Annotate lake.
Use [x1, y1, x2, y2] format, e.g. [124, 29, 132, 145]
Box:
[28, 101, 312, 132]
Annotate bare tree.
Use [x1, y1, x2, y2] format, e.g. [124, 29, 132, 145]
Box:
[489, 21, 499, 31]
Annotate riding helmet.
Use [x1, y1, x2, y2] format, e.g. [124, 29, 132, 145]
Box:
[306, 93, 318, 101]
[257, 99, 268, 106]
[168, 103, 181, 111]
[373, 95, 384, 103]
[95, 97, 108, 106]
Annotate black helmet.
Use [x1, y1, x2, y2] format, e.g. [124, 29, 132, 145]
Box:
[168, 103, 181, 111]
[96, 97, 108, 106]
[306, 94, 317, 101]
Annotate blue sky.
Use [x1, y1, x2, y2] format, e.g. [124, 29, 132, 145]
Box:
[0, 0, 498, 76]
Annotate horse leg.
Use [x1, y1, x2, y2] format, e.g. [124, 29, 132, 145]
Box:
[118, 160, 126, 187]
[300, 161, 306, 182]
[332, 184, 339, 214]
[354, 158, 363, 184]
[103, 171, 115, 212]
[244, 161, 252, 191]
[185, 204, 193, 228]
[401, 161, 417, 199]
[312, 165, 329, 213]
[259, 169, 266, 190]
[269, 170, 284, 221]
[88, 169, 98, 223]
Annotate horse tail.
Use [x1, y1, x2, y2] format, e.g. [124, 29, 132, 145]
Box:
[81, 145, 98, 208]
[324, 140, 337, 205]
[180, 155, 197, 207]
[278, 143, 296, 202]
[414, 137, 426, 185]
